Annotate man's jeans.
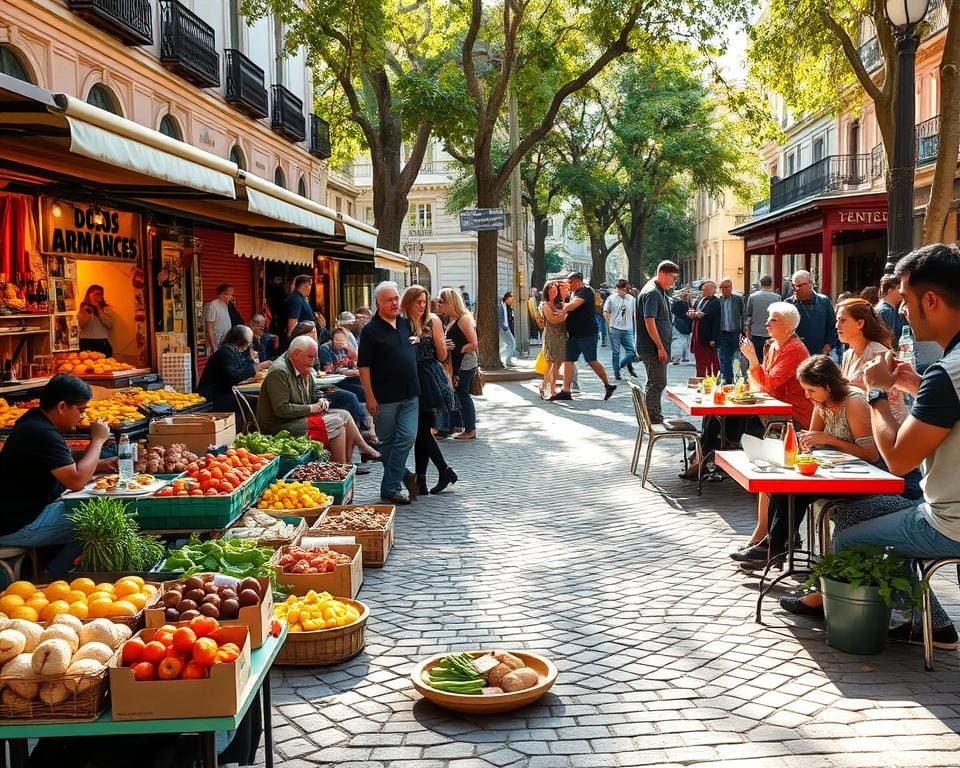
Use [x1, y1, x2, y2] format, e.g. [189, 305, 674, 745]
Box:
[835, 505, 959, 628]
[595, 314, 608, 346]
[373, 396, 418, 497]
[637, 352, 667, 422]
[0, 501, 77, 579]
[718, 330, 739, 383]
[609, 328, 637, 374]
[670, 333, 690, 362]
[499, 329, 516, 365]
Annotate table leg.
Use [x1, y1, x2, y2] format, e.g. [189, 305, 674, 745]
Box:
[755, 493, 815, 623]
[262, 669, 274, 768]
[202, 732, 218, 768]
[7, 739, 26, 768]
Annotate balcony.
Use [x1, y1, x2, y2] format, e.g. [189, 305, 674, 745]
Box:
[224, 50, 268, 119]
[871, 143, 886, 181]
[310, 115, 332, 159]
[769, 154, 870, 211]
[407, 226, 433, 237]
[353, 159, 454, 178]
[68, 0, 153, 45]
[269, 85, 305, 142]
[917, 114, 940, 165]
[159, 0, 219, 88]
[752, 200, 770, 216]
[926, 0, 948, 37]
[858, 36, 881, 73]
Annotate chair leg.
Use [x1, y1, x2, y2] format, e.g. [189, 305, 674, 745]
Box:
[641, 437, 655, 489]
[922, 573, 935, 671]
[682, 438, 689, 472]
[631, 431, 643, 476]
[0, 560, 16, 585]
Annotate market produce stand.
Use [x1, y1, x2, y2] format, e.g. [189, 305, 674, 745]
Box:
[0, 625, 287, 768]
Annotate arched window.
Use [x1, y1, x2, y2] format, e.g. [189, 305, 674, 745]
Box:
[86, 84, 121, 115]
[0, 45, 32, 84]
[274, 166, 285, 189]
[159, 114, 182, 140]
[297, 176, 307, 198]
[229, 145, 246, 171]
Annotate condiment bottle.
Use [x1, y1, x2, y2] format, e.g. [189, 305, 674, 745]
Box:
[783, 422, 798, 468]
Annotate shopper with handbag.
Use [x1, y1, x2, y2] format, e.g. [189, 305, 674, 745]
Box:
[438, 287, 479, 440]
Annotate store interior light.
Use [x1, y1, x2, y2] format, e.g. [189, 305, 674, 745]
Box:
[146, 214, 156, 234]
[51, 201, 62, 218]
[91, 205, 105, 227]
[885, 0, 930, 29]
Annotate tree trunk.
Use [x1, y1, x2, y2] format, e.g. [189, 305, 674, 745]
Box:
[369, 116, 407, 252]
[588, 234, 609, 289]
[624, 208, 648, 286]
[475, 176, 503, 370]
[530, 213, 548, 291]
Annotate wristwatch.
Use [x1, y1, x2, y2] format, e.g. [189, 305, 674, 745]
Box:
[867, 388, 889, 406]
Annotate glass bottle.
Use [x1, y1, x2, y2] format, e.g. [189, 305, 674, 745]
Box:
[118, 434, 134, 486]
[783, 422, 798, 468]
[898, 326, 915, 369]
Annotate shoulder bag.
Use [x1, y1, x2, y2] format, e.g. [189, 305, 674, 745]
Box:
[469, 367, 485, 396]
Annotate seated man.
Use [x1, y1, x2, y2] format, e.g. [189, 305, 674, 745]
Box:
[250, 314, 279, 363]
[0, 375, 115, 576]
[197, 325, 265, 415]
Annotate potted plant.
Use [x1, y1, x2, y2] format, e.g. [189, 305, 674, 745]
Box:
[804, 545, 918, 655]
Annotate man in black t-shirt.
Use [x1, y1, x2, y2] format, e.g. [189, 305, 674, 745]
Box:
[550, 272, 616, 401]
[284, 275, 315, 343]
[0, 375, 116, 575]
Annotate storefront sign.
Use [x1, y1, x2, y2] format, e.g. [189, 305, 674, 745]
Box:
[834, 209, 887, 226]
[459, 208, 505, 232]
[41, 199, 141, 260]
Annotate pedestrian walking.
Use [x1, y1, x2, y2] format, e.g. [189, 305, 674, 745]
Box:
[358, 281, 421, 504]
[670, 289, 693, 364]
[595, 283, 611, 347]
[527, 287, 542, 344]
[636, 261, 679, 423]
[538, 280, 568, 399]
[438, 287, 479, 440]
[690, 280, 721, 377]
[717, 277, 746, 383]
[550, 272, 617, 401]
[786, 269, 837, 355]
[499, 292, 517, 367]
[603, 279, 637, 379]
[744, 275, 779, 361]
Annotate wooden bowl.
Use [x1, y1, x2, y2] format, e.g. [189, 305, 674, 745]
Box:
[796, 461, 819, 476]
[410, 650, 558, 714]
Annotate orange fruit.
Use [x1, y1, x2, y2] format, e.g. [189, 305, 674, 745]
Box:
[67, 601, 89, 620]
[8, 606, 38, 622]
[0, 595, 24, 614]
[69, 577, 96, 595]
[113, 579, 140, 599]
[39, 600, 70, 621]
[65, 590, 87, 604]
[87, 598, 113, 618]
[26, 595, 48, 614]
[5, 581, 36, 599]
[94, 583, 114, 595]
[86, 591, 112, 603]
[42, 581, 71, 601]
[124, 593, 147, 610]
[108, 600, 136, 617]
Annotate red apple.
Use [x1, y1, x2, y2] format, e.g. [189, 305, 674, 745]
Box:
[132, 661, 156, 681]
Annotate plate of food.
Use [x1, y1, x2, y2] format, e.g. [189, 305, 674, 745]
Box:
[731, 393, 758, 404]
[89, 474, 166, 495]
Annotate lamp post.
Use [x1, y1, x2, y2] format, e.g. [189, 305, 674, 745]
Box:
[884, 0, 931, 275]
[402, 239, 424, 288]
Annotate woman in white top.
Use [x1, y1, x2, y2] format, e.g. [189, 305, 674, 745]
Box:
[77, 284, 115, 358]
[836, 298, 908, 422]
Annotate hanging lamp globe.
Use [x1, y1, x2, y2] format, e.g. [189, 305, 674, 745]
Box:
[885, 0, 931, 30]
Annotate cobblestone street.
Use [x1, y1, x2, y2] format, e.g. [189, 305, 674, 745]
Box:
[269, 359, 960, 768]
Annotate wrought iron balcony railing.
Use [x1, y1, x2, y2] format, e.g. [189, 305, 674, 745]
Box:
[916, 114, 940, 166]
[858, 37, 882, 73]
[224, 49, 268, 119]
[68, 0, 153, 46]
[870, 143, 886, 181]
[310, 115, 332, 159]
[769, 154, 870, 211]
[159, 0, 219, 88]
[271, 85, 306, 142]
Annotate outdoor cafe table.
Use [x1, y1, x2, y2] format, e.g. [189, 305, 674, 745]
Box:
[714, 449, 904, 623]
[235, 373, 346, 397]
[0, 625, 288, 768]
[665, 386, 794, 421]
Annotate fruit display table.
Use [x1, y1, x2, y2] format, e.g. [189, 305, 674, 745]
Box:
[0, 625, 287, 768]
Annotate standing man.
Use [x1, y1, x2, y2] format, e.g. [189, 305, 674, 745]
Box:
[604, 278, 637, 379]
[527, 287, 542, 345]
[690, 280, 721, 377]
[670, 289, 693, 364]
[460, 285, 471, 310]
[358, 281, 420, 504]
[744, 275, 780, 361]
[876, 274, 905, 343]
[595, 283, 611, 347]
[550, 272, 617, 401]
[786, 269, 837, 355]
[636, 261, 679, 422]
[717, 278, 746, 383]
[204, 283, 234, 355]
[499, 292, 516, 367]
[285, 275, 315, 342]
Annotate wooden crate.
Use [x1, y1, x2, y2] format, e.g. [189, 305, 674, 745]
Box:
[310, 505, 395, 567]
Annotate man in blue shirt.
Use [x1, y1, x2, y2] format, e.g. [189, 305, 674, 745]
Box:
[875, 274, 905, 343]
[717, 278, 745, 383]
[786, 269, 837, 355]
[284, 275, 315, 342]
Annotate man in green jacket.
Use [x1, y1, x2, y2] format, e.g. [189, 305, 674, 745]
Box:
[256, 336, 330, 436]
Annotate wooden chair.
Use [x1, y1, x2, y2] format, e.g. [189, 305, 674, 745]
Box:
[918, 558, 960, 671]
[231, 387, 260, 434]
[628, 381, 703, 495]
[0, 547, 31, 584]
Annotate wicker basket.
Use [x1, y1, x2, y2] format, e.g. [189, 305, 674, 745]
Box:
[0, 665, 109, 722]
[275, 598, 368, 666]
[33, 581, 162, 631]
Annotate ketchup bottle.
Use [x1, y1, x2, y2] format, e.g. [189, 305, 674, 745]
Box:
[783, 422, 798, 468]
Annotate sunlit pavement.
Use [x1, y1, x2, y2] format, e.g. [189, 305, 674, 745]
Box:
[266, 359, 960, 768]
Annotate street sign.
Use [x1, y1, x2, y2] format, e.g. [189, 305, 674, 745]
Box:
[459, 208, 505, 232]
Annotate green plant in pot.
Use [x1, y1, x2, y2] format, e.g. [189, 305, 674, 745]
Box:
[804, 544, 919, 655]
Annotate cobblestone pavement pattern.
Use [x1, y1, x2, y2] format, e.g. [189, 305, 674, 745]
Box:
[265, 360, 960, 768]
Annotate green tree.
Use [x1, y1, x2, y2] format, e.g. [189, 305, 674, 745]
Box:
[544, 245, 564, 275]
[643, 187, 696, 277]
[749, 0, 960, 245]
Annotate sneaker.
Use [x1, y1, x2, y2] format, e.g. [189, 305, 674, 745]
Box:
[730, 543, 769, 563]
[888, 622, 959, 650]
[381, 490, 411, 505]
[549, 391, 572, 401]
[627, 364, 637, 377]
[778, 595, 825, 618]
[604, 384, 617, 401]
[615, 374, 623, 381]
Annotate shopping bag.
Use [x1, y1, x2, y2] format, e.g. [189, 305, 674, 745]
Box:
[534, 348, 548, 375]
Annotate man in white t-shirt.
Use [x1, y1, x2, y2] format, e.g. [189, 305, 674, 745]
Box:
[603, 279, 637, 379]
[204, 283, 234, 354]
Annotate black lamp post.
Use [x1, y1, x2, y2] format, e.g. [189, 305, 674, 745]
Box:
[884, 0, 931, 275]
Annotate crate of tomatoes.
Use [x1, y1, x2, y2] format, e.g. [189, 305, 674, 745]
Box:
[133, 450, 279, 530]
[270, 543, 363, 599]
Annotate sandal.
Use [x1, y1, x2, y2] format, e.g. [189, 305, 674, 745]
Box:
[360, 451, 382, 464]
[354, 465, 371, 475]
[453, 431, 476, 440]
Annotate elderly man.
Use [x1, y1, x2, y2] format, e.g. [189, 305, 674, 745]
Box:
[359, 281, 420, 504]
[689, 280, 721, 377]
[786, 269, 837, 355]
[249, 314, 278, 363]
[717, 277, 746, 383]
[257, 336, 334, 436]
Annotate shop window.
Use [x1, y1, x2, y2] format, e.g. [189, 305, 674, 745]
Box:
[0, 45, 32, 84]
[274, 166, 285, 188]
[159, 114, 182, 141]
[229, 144, 246, 170]
[297, 175, 307, 198]
[86, 84, 121, 116]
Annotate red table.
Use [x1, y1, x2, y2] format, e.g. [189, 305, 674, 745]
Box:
[665, 387, 794, 418]
[715, 449, 904, 622]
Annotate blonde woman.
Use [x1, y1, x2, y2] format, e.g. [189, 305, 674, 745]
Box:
[538, 280, 568, 399]
[437, 287, 479, 440]
[401, 286, 458, 494]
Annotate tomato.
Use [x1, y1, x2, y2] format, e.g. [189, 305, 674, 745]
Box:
[198, 469, 212, 482]
[205, 488, 218, 496]
[132, 661, 156, 681]
[182, 661, 208, 680]
[176, 490, 188, 496]
[220, 481, 234, 493]
[215, 643, 240, 664]
[157, 656, 184, 680]
[142, 640, 167, 665]
[185, 462, 199, 473]
[189, 489, 203, 496]
[121, 638, 145, 666]
[172, 627, 197, 655]
[190, 615, 220, 639]
[210, 468, 223, 480]
[225, 448, 237, 457]
[192, 637, 218, 666]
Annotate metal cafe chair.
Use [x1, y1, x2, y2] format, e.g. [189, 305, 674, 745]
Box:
[231, 387, 260, 434]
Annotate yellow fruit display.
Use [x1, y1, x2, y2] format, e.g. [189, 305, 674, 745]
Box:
[274, 590, 360, 632]
[56, 351, 135, 376]
[0, 578, 157, 621]
[0, 400, 28, 428]
[256, 481, 330, 512]
[111, 388, 205, 410]
[78, 400, 143, 428]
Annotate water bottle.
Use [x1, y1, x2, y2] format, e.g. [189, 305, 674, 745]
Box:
[898, 326, 916, 369]
[118, 434, 134, 487]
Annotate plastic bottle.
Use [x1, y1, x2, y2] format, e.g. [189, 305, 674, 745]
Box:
[898, 326, 915, 369]
[783, 422, 798, 468]
[118, 434, 134, 486]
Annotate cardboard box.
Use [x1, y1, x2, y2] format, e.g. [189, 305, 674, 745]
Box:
[271, 543, 363, 598]
[144, 575, 274, 650]
[148, 413, 236, 454]
[109, 625, 251, 721]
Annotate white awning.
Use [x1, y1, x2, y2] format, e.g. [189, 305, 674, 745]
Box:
[234, 233, 314, 267]
[374, 248, 408, 270]
[242, 174, 336, 236]
[344, 223, 378, 250]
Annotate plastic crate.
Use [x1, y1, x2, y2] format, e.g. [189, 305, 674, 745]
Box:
[283, 464, 356, 504]
[131, 457, 280, 530]
[277, 449, 314, 477]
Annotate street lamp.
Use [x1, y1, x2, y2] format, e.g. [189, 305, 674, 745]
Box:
[402, 239, 424, 287]
[883, 0, 931, 275]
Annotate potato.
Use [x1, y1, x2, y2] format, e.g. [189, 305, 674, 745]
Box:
[7, 619, 42, 652]
[39, 625, 79, 653]
[1, 687, 34, 713]
[501, 667, 540, 692]
[51, 614, 83, 634]
[39, 680, 70, 705]
[487, 663, 514, 688]
[0, 630, 26, 664]
[32, 639, 71, 676]
[71, 642, 113, 665]
[3, 654, 38, 699]
[64, 659, 104, 693]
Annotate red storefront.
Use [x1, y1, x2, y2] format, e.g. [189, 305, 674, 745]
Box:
[730, 193, 889, 298]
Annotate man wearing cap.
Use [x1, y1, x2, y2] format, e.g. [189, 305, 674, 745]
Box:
[336, 311, 360, 350]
